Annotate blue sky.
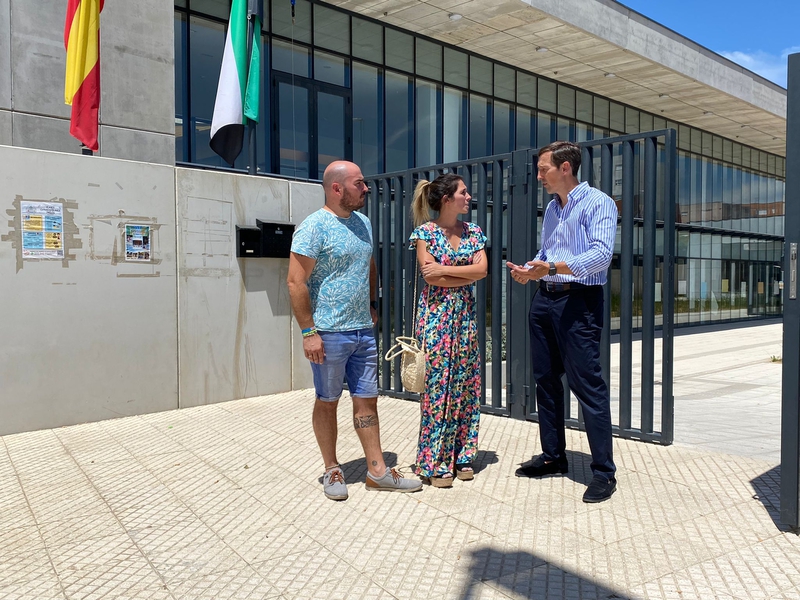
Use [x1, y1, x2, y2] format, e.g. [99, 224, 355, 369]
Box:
[618, 0, 800, 88]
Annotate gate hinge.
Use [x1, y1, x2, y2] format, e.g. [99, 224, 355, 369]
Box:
[508, 163, 529, 191]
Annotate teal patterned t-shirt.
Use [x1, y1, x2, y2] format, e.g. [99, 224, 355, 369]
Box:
[290, 208, 373, 332]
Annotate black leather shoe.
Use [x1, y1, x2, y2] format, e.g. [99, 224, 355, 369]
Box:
[582, 475, 617, 503]
[514, 455, 568, 478]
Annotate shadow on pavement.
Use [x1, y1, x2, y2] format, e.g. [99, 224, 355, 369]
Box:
[460, 546, 632, 599]
[514, 450, 596, 487]
[472, 449, 499, 474]
[750, 465, 799, 533]
[316, 452, 399, 484]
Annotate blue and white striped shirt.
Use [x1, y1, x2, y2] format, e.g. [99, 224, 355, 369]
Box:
[535, 181, 618, 286]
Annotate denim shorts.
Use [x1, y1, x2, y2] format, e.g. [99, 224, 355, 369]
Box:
[310, 328, 379, 402]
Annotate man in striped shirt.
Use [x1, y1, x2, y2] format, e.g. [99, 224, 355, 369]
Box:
[507, 141, 618, 503]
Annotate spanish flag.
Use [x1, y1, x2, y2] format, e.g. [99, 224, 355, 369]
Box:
[210, 0, 261, 166]
[64, 0, 104, 151]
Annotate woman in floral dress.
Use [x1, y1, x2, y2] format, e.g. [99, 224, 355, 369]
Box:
[409, 173, 487, 488]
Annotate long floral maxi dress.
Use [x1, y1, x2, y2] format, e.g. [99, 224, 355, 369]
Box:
[409, 221, 486, 478]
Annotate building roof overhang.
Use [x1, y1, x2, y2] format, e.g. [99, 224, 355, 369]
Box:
[327, 0, 787, 156]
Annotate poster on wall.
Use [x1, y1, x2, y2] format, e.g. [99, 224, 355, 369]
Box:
[125, 225, 151, 262]
[21, 201, 64, 259]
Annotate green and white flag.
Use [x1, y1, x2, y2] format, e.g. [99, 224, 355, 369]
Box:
[209, 0, 261, 166]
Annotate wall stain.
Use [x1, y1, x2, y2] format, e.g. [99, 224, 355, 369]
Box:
[85, 212, 163, 269]
[182, 196, 234, 277]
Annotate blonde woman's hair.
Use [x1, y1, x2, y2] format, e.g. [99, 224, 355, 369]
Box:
[411, 173, 463, 227]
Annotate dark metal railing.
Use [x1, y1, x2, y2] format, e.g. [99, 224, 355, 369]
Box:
[365, 130, 677, 445]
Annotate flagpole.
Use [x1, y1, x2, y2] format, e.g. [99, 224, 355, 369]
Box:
[246, 0, 258, 175]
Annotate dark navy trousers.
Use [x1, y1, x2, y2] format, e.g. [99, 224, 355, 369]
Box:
[528, 285, 616, 477]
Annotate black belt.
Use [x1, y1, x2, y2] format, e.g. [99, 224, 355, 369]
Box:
[541, 281, 591, 292]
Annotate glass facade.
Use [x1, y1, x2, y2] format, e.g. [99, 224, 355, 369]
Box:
[174, 0, 786, 325]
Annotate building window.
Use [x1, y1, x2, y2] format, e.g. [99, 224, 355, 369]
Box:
[416, 80, 441, 167]
[385, 71, 412, 171]
[352, 17, 382, 62]
[272, 0, 310, 42]
[385, 29, 413, 73]
[470, 57, 492, 96]
[314, 4, 349, 54]
[353, 62, 382, 175]
[416, 39, 442, 81]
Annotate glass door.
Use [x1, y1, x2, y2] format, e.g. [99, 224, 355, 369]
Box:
[272, 73, 351, 180]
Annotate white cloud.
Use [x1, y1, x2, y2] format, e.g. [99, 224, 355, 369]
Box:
[719, 47, 800, 87]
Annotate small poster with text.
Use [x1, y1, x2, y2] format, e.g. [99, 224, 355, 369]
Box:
[21, 201, 64, 259]
[125, 225, 151, 262]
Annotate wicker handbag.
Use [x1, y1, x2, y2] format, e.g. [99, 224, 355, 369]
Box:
[384, 267, 429, 393]
[384, 336, 426, 393]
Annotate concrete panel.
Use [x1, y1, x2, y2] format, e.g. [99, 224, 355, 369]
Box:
[288, 180, 326, 391]
[10, 0, 70, 118]
[100, 126, 175, 166]
[0, 146, 178, 435]
[0, 0, 10, 110]
[12, 113, 81, 154]
[101, 0, 174, 135]
[177, 169, 304, 407]
[0, 110, 11, 145]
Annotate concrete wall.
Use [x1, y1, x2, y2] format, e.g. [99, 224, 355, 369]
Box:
[175, 168, 322, 408]
[4, 0, 174, 164]
[0, 146, 178, 435]
[0, 147, 326, 435]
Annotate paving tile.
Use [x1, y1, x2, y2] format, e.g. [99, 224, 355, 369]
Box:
[223, 523, 320, 564]
[255, 547, 397, 599]
[127, 518, 248, 584]
[365, 553, 476, 600]
[166, 569, 281, 599]
[0, 525, 52, 587]
[35, 532, 164, 599]
[38, 512, 125, 549]
[629, 574, 740, 599]
[480, 558, 632, 600]
[486, 510, 605, 564]
[0, 484, 36, 530]
[25, 484, 107, 525]
[598, 470, 725, 530]
[554, 502, 650, 546]
[0, 576, 65, 600]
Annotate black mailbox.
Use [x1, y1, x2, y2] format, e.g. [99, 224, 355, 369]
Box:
[257, 220, 295, 258]
[236, 226, 262, 257]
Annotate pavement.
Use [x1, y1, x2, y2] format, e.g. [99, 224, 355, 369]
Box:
[1, 321, 797, 600]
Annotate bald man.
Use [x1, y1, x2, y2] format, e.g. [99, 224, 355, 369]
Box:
[287, 161, 423, 500]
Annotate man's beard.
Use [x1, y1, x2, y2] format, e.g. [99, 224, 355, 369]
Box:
[340, 190, 365, 212]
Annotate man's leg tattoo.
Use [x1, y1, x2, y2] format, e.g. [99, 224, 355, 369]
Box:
[353, 414, 379, 429]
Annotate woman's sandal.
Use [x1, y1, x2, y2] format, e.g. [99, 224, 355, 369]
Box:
[430, 473, 454, 488]
[456, 463, 474, 481]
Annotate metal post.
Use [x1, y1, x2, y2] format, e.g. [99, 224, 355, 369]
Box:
[472, 163, 488, 407]
[620, 140, 635, 431]
[600, 143, 614, 395]
[508, 150, 531, 418]
[661, 129, 677, 444]
[393, 177, 405, 392]
[245, 1, 257, 175]
[642, 136, 657, 433]
[491, 159, 505, 410]
[781, 52, 800, 528]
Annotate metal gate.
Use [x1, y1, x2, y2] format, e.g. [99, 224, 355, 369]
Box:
[365, 130, 677, 445]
